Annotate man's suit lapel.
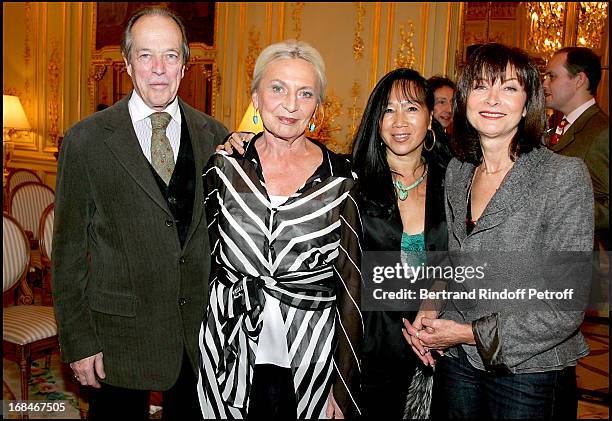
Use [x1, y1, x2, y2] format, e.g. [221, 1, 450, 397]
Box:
[102, 96, 171, 212]
[552, 103, 600, 152]
[180, 99, 214, 248]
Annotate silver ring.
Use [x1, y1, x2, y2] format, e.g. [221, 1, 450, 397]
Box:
[415, 331, 420, 339]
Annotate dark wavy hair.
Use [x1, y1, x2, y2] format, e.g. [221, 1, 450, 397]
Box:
[452, 43, 545, 164]
[352, 68, 439, 206]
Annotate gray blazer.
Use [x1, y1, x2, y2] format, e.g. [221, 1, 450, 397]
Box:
[442, 146, 593, 373]
[52, 95, 227, 389]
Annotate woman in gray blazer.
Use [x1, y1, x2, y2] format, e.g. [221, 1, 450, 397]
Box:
[403, 43, 594, 418]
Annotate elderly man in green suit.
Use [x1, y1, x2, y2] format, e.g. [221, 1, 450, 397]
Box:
[544, 47, 609, 249]
[52, 8, 227, 420]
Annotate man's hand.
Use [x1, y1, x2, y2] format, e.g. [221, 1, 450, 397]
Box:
[70, 352, 106, 388]
[325, 388, 345, 419]
[216, 132, 254, 155]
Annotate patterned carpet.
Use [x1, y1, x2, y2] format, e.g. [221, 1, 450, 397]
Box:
[577, 319, 610, 419]
[3, 320, 608, 419]
[3, 355, 82, 419]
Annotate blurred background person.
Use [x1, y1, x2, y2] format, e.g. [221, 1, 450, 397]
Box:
[405, 43, 594, 419]
[428, 75, 456, 133]
[428, 75, 457, 162]
[543, 46, 608, 251]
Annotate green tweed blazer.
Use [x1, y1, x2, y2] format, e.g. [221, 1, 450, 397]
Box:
[551, 103, 609, 232]
[52, 95, 227, 390]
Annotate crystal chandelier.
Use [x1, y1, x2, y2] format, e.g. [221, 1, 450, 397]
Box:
[576, 2, 609, 49]
[526, 2, 566, 58]
[526, 2, 609, 57]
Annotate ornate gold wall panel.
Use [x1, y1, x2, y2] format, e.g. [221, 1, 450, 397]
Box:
[353, 2, 366, 62]
[291, 2, 305, 40]
[4, 2, 461, 182]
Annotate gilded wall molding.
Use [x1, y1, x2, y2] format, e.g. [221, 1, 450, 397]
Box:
[394, 21, 416, 69]
[210, 62, 221, 116]
[345, 81, 363, 144]
[384, 3, 396, 72]
[24, 2, 32, 64]
[370, 3, 382, 89]
[353, 2, 366, 62]
[313, 91, 344, 152]
[292, 2, 305, 40]
[419, 3, 430, 74]
[3, 88, 22, 98]
[245, 27, 262, 99]
[47, 38, 61, 148]
[219, 3, 230, 122]
[185, 57, 220, 117]
[277, 3, 286, 40]
[23, 2, 33, 123]
[266, 4, 273, 45]
[234, 3, 247, 129]
[87, 59, 111, 113]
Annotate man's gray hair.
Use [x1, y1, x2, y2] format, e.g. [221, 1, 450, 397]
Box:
[121, 7, 190, 64]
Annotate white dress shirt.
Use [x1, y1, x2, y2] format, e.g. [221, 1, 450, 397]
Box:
[255, 194, 292, 367]
[127, 90, 182, 163]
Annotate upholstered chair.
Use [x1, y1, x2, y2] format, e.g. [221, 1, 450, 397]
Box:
[3, 213, 59, 416]
[8, 181, 55, 303]
[37, 203, 55, 305]
[6, 169, 43, 195]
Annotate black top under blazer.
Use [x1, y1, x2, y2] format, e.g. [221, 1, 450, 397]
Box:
[357, 152, 449, 380]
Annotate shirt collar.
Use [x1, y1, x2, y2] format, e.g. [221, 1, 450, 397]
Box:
[127, 90, 181, 124]
[564, 98, 596, 124]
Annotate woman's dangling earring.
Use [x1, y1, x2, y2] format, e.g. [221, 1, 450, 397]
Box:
[424, 129, 436, 151]
[252, 114, 259, 125]
[309, 107, 318, 132]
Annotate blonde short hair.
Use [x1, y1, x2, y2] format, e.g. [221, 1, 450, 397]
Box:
[251, 39, 327, 103]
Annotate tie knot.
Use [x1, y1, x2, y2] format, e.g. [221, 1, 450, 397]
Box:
[150, 112, 172, 130]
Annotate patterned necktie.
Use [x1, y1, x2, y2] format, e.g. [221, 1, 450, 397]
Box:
[549, 117, 569, 146]
[150, 112, 174, 185]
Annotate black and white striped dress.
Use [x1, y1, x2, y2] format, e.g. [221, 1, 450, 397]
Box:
[197, 137, 362, 418]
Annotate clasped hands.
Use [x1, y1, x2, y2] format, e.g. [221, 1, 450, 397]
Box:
[402, 311, 475, 367]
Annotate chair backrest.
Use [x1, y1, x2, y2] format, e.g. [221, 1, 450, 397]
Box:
[7, 169, 43, 194]
[3, 213, 31, 294]
[38, 203, 55, 261]
[8, 182, 55, 241]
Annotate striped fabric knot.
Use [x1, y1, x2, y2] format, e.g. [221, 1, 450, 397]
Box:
[150, 112, 174, 185]
[215, 267, 336, 409]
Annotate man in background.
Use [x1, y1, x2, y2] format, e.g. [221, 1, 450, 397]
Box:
[428, 75, 455, 133]
[428, 75, 456, 161]
[52, 7, 227, 420]
[543, 46, 609, 250]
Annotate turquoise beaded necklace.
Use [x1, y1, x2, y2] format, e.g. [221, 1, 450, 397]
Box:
[393, 164, 427, 201]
